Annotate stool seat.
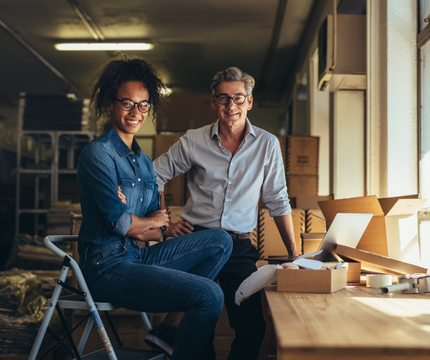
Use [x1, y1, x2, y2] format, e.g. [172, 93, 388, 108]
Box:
[58, 294, 117, 311]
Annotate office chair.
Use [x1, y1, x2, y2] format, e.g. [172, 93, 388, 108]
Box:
[28, 235, 165, 360]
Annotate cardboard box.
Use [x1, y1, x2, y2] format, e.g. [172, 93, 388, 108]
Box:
[72, 312, 152, 355]
[324, 260, 361, 283]
[152, 134, 187, 207]
[291, 194, 333, 209]
[286, 175, 318, 197]
[258, 208, 304, 258]
[286, 135, 319, 175]
[277, 136, 287, 171]
[335, 244, 428, 276]
[213, 336, 234, 360]
[305, 209, 326, 233]
[156, 94, 216, 132]
[318, 195, 427, 262]
[301, 232, 324, 254]
[277, 267, 347, 293]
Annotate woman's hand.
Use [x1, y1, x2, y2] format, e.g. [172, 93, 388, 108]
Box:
[117, 186, 127, 205]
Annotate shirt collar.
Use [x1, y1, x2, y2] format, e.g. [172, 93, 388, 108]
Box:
[106, 125, 141, 157]
[210, 118, 257, 140]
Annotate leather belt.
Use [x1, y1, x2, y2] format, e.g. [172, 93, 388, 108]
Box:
[227, 231, 250, 240]
[193, 225, 250, 240]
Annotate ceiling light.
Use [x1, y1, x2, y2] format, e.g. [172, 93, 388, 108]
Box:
[54, 43, 154, 51]
[160, 88, 172, 95]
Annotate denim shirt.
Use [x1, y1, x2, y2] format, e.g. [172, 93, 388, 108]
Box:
[77, 125, 159, 253]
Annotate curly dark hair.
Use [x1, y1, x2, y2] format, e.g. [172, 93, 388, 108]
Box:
[90, 56, 169, 122]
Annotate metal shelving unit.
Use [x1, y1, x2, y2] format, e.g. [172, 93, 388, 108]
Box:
[15, 95, 93, 236]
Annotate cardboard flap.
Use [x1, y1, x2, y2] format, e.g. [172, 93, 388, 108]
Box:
[293, 195, 333, 210]
[335, 244, 427, 275]
[318, 196, 383, 221]
[378, 197, 427, 216]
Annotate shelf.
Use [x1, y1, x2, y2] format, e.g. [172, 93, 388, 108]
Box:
[18, 209, 50, 215]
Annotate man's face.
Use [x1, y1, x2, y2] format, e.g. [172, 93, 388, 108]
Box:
[212, 81, 253, 128]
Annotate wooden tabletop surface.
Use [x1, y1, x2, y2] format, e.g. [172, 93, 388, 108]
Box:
[264, 285, 430, 360]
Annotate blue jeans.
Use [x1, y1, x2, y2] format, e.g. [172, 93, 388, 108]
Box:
[79, 229, 232, 360]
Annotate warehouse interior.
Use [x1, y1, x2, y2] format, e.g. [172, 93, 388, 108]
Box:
[1, 0, 430, 359]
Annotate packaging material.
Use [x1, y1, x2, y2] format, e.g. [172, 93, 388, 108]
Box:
[335, 244, 427, 276]
[277, 267, 347, 293]
[318, 195, 427, 262]
[0, 269, 53, 356]
[301, 233, 325, 254]
[286, 136, 319, 175]
[324, 260, 361, 283]
[167, 206, 183, 223]
[286, 175, 318, 197]
[156, 94, 216, 132]
[258, 208, 304, 258]
[4, 234, 72, 271]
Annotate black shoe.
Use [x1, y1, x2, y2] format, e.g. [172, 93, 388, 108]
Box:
[144, 324, 177, 356]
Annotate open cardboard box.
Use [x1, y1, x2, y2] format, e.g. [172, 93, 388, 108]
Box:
[318, 195, 427, 264]
[277, 267, 347, 293]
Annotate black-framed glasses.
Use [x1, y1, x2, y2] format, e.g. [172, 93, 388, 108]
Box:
[116, 98, 152, 113]
[215, 94, 248, 105]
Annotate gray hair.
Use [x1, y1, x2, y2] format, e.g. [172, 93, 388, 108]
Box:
[210, 67, 255, 95]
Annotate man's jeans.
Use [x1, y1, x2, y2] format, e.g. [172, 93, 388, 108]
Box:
[79, 229, 232, 360]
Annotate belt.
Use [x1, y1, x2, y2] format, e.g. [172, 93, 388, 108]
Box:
[192, 225, 250, 240]
[227, 232, 251, 240]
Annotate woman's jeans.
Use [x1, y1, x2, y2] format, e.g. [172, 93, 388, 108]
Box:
[79, 229, 232, 360]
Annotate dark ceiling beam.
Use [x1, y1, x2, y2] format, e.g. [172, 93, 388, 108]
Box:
[256, 0, 289, 104]
[0, 19, 84, 98]
[66, 0, 105, 41]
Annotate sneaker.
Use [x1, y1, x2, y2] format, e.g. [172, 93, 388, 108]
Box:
[144, 324, 176, 356]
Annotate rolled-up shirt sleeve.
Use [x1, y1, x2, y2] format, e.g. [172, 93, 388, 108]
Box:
[78, 144, 131, 235]
[261, 137, 292, 217]
[153, 135, 193, 191]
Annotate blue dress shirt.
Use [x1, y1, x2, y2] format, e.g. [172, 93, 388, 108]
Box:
[153, 118, 291, 234]
[77, 125, 159, 252]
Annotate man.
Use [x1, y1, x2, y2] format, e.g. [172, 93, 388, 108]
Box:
[152, 67, 298, 360]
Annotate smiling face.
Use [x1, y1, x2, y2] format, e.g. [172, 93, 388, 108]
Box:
[212, 81, 253, 130]
[111, 81, 149, 147]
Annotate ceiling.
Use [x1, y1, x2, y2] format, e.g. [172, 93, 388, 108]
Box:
[0, 0, 318, 115]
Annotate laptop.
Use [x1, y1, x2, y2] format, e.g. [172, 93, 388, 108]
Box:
[313, 212, 373, 261]
[264, 212, 373, 263]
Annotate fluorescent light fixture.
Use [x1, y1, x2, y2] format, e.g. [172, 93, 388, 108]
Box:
[160, 88, 172, 95]
[55, 43, 154, 51]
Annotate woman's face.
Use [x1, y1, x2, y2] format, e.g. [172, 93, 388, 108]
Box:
[111, 81, 149, 141]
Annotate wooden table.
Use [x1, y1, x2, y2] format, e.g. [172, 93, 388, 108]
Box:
[264, 285, 430, 360]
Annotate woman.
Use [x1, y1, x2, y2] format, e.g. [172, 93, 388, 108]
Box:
[77, 57, 232, 360]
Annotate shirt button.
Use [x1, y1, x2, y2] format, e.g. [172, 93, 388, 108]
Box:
[132, 183, 134, 186]
[226, 199, 230, 202]
[140, 198, 143, 202]
[133, 159, 135, 162]
[138, 178, 141, 181]
[228, 181, 232, 185]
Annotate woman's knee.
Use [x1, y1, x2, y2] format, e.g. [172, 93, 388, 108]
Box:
[210, 229, 233, 255]
[202, 280, 224, 315]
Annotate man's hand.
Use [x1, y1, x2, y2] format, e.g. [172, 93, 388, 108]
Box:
[165, 220, 194, 237]
[146, 210, 170, 229]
